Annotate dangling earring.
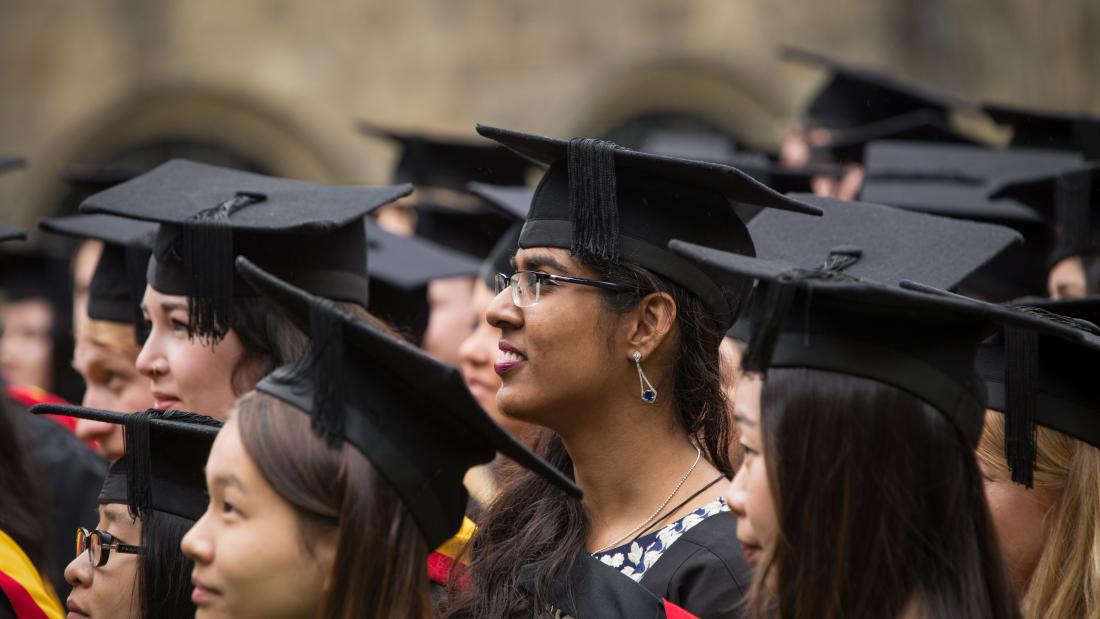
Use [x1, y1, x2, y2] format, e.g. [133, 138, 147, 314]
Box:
[633, 351, 657, 404]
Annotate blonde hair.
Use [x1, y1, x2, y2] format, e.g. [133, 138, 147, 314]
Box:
[977, 411, 1100, 618]
[75, 318, 141, 359]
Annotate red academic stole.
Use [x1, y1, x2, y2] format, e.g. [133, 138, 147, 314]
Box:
[0, 530, 63, 619]
[428, 516, 476, 588]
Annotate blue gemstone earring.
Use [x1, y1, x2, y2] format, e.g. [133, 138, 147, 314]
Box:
[633, 351, 657, 404]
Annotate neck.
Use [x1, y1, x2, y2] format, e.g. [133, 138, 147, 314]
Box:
[557, 399, 717, 550]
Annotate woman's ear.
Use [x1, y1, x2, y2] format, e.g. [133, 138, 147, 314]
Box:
[316, 528, 340, 593]
[625, 291, 677, 360]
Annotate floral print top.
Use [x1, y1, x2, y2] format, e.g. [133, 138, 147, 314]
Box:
[591, 498, 729, 582]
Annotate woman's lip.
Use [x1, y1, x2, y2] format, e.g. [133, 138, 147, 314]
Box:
[191, 579, 220, 605]
[66, 598, 89, 617]
[152, 393, 181, 410]
[498, 340, 526, 356]
[493, 359, 525, 375]
[739, 541, 761, 564]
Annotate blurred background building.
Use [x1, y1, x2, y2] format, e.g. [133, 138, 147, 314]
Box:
[1, 0, 1097, 225]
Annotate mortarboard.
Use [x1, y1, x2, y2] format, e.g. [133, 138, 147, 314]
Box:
[475, 124, 823, 328]
[0, 156, 25, 174]
[670, 232, 1091, 449]
[235, 256, 582, 549]
[0, 158, 27, 241]
[975, 296, 1100, 486]
[78, 159, 412, 342]
[988, 163, 1100, 265]
[814, 109, 984, 164]
[861, 141, 1086, 299]
[30, 404, 222, 520]
[466, 182, 534, 289]
[981, 102, 1100, 159]
[39, 214, 157, 336]
[780, 46, 968, 132]
[0, 227, 25, 243]
[364, 220, 480, 345]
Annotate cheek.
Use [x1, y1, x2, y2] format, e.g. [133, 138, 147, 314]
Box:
[744, 461, 778, 547]
[120, 375, 155, 411]
[983, 480, 1049, 564]
[89, 559, 141, 615]
[218, 521, 326, 618]
[170, 339, 242, 412]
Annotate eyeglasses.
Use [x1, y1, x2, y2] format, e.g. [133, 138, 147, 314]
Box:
[494, 270, 635, 308]
[76, 527, 143, 567]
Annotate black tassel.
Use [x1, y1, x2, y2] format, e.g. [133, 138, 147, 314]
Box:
[742, 283, 797, 374]
[1004, 327, 1038, 488]
[1054, 169, 1091, 261]
[567, 137, 620, 264]
[182, 192, 265, 344]
[123, 411, 154, 520]
[306, 298, 346, 448]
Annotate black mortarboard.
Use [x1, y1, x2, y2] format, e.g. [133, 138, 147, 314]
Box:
[988, 163, 1100, 265]
[358, 122, 533, 190]
[637, 129, 840, 202]
[861, 141, 1086, 300]
[235, 257, 582, 549]
[519, 554, 689, 618]
[476, 125, 823, 328]
[781, 46, 968, 132]
[79, 159, 412, 342]
[0, 227, 25, 243]
[975, 296, 1100, 487]
[816, 109, 983, 164]
[364, 220, 480, 344]
[0, 249, 71, 303]
[669, 237, 1091, 449]
[30, 404, 221, 520]
[466, 183, 534, 288]
[744, 193, 1022, 289]
[981, 102, 1100, 159]
[38, 214, 157, 335]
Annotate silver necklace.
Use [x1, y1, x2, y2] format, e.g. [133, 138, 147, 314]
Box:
[590, 445, 702, 556]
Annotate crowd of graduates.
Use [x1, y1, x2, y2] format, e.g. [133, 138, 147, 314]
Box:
[0, 47, 1098, 618]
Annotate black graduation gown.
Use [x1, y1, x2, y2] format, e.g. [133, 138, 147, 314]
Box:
[7, 398, 107, 599]
[635, 511, 750, 618]
[521, 552, 701, 619]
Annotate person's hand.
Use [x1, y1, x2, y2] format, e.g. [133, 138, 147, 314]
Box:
[1047, 255, 1087, 299]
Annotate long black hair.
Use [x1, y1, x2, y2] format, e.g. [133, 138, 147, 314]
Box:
[137, 510, 197, 619]
[439, 260, 736, 618]
[747, 368, 1019, 619]
[0, 397, 50, 572]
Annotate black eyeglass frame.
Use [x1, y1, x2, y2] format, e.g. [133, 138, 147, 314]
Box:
[494, 270, 635, 307]
[76, 527, 143, 567]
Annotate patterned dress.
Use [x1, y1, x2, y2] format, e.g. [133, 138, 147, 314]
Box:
[592, 498, 729, 582]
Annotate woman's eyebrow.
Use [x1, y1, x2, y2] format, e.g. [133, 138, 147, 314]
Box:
[520, 253, 570, 274]
[160, 302, 188, 313]
[734, 413, 757, 428]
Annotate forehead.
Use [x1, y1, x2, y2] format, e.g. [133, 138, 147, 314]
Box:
[140, 284, 187, 310]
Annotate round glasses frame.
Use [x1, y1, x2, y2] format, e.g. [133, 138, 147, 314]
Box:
[494, 270, 634, 308]
[76, 527, 143, 568]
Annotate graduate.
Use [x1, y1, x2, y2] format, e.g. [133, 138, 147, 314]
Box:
[973, 296, 1100, 617]
[667, 201, 1087, 616]
[78, 159, 411, 418]
[38, 214, 157, 459]
[174, 256, 580, 619]
[27, 405, 221, 619]
[439, 125, 822, 618]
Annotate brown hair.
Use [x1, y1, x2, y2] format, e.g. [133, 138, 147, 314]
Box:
[236, 391, 432, 619]
[977, 411, 1100, 619]
[748, 368, 1020, 619]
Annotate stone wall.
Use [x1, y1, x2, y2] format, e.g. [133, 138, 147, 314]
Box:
[1, 0, 1096, 226]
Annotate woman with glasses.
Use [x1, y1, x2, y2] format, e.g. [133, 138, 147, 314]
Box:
[43, 406, 221, 619]
[439, 126, 822, 618]
[176, 259, 579, 619]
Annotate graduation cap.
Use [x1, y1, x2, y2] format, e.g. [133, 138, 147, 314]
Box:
[981, 102, 1100, 159]
[519, 554, 696, 618]
[637, 129, 840, 202]
[974, 296, 1100, 487]
[39, 214, 157, 336]
[79, 159, 412, 342]
[815, 109, 984, 164]
[0, 227, 25, 243]
[780, 46, 969, 132]
[475, 124, 823, 328]
[466, 183, 534, 289]
[29, 404, 222, 520]
[364, 220, 480, 344]
[861, 141, 1087, 299]
[358, 121, 533, 190]
[669, 230, 1091, 449]
[235, 256, 582, 549]
[989, 163, 1100, 265]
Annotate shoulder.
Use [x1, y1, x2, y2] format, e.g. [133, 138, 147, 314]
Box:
[641, 512, 751, 618]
